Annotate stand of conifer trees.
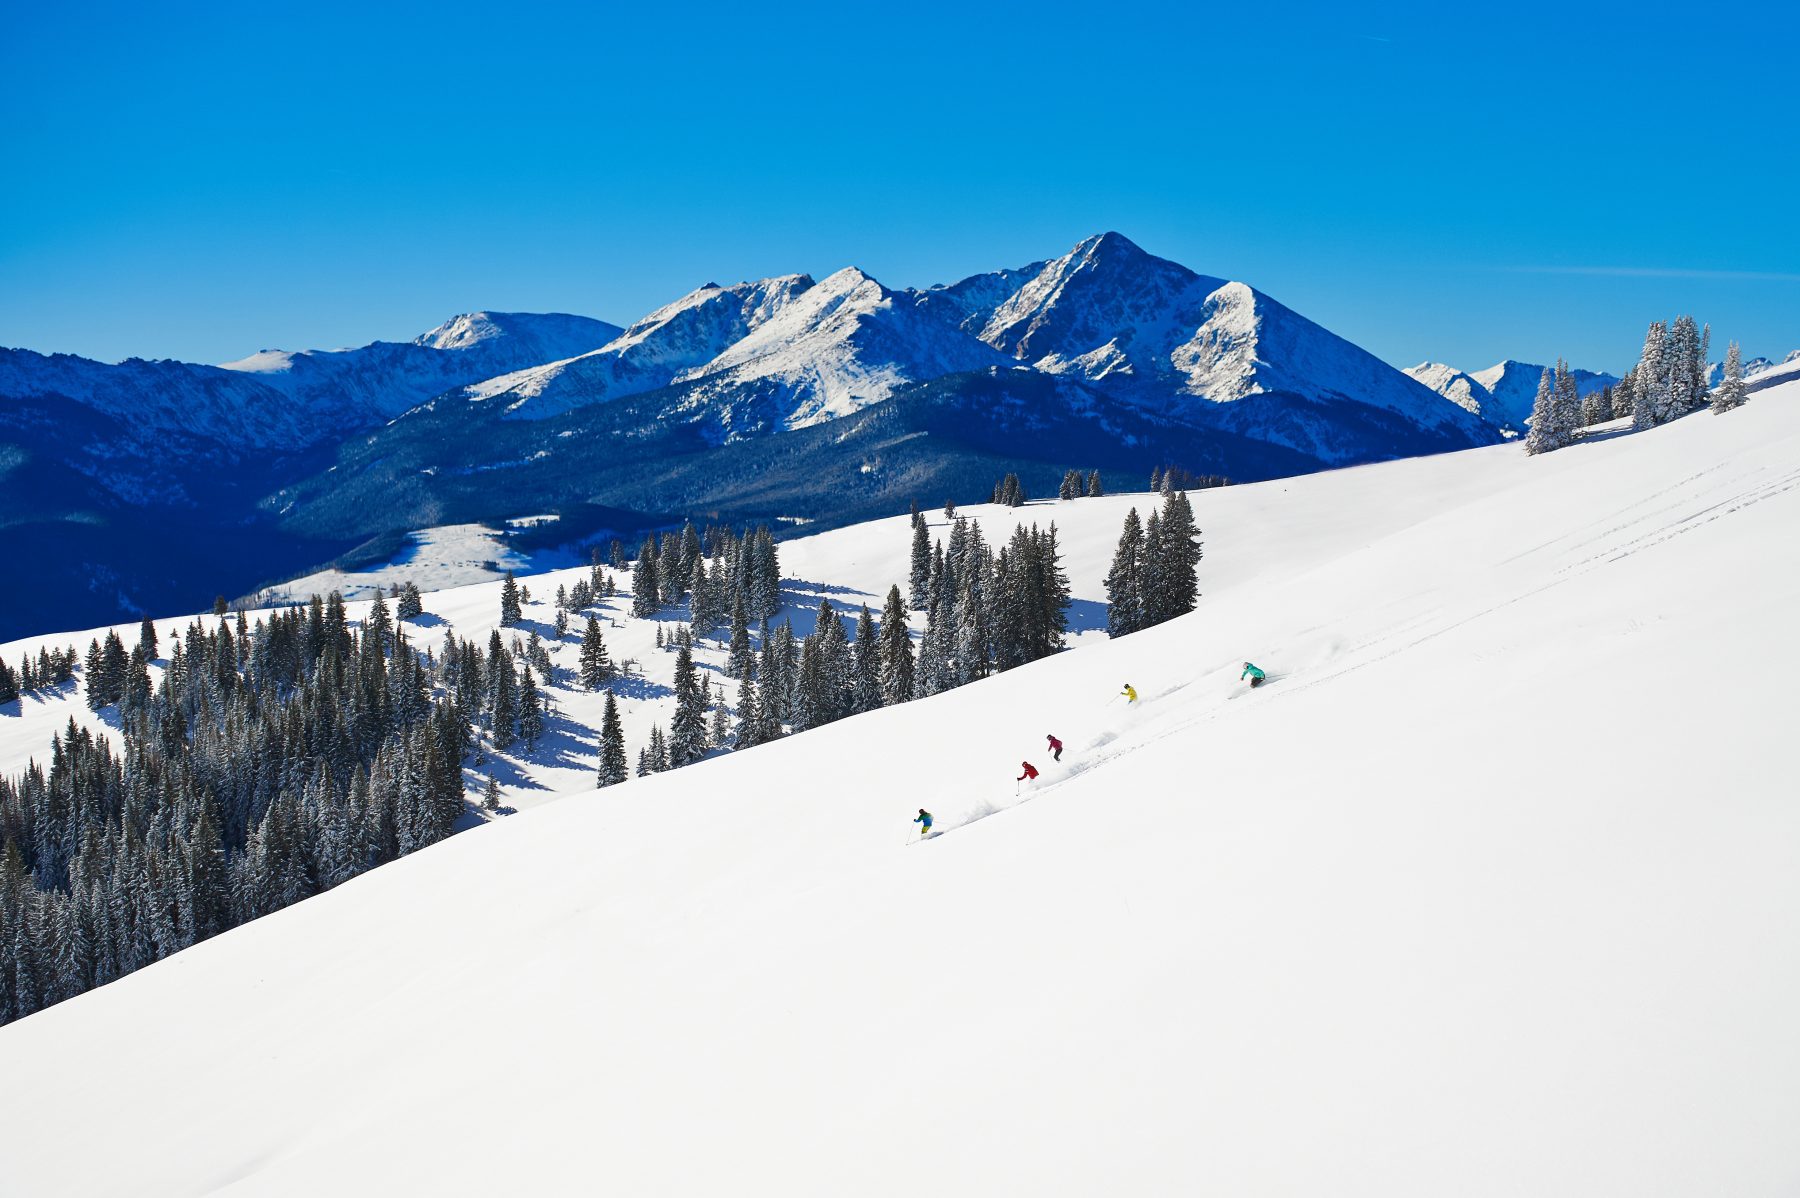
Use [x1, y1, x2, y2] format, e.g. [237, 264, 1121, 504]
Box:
[0, 591, 470, 1026]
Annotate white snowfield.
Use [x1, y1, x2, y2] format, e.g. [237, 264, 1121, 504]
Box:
[4, 383, 1799, 1196]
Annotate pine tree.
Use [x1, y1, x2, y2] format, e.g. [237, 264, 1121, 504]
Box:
[734, 678, 767, 750]
[0, 659, 16, 706]
[517, 665, 544, 751]
[137, 616, 158, 661]
[1613, 366, 1637, 419]
[709, 701, 731, 749]
[668, 647, 708, 767]
[1105, 508, 1147, 638]
[1633, 321, 1671, 431]
[1712, 341, 1748, 414]
[1551, 359, 1582, 442]
[499, 571, 523, 627]
[810, 598, 852, 725]
[366, 591, 394, 657]
[726, 592, 754, 679]
[397, 581, 424, 620]
[1086, 469, 1103, 497]
[631, 536, 660, 617]
[851, 604, 882, 714]
[490, 657, 518, 751]
[908, 513, 931, 610]
[1524, 367, 1562, 454]
[879, 584, 913, 706]
[579, 616, 612, 689]
[1149, 466, 1163, 492]
[483, 775, 502, 812]
[1582, 384, 1612, 428]
[596, 692, 628, 787]
[1154, 490, 1201, 624]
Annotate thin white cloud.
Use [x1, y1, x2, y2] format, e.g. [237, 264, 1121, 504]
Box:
[1505, 264, 1800, 282]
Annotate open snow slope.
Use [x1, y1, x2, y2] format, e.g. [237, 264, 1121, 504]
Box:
[4, 384, 1799, 1196]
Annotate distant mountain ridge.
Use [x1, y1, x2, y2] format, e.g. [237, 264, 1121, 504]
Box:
[4, 232, 1522, 638]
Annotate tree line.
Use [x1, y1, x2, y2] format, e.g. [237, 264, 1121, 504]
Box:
[1526, 315, 1753, 454]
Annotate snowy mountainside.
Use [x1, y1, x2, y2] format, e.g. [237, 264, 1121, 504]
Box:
[459, 278, 814, 419]
[3, 379, 1795, 1196]
[264, 363, 1317, 548]
[906, 232, 1496, 462]
[905, 260, 1046, 333]
[219, 310, 623, 421]
[0, 348, 335, 451]
[671, 267, 1013, 429]
[1469, 358, 1619, 427]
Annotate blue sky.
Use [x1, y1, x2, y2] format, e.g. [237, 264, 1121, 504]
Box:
[3, 0, 1794, 373]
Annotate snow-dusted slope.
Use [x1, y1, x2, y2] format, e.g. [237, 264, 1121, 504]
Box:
[1471, 359, 1619, 428]
[4, 382, 1796, 1197]
[219, 310, 623, 421]
[1747, 349, 1800, 394]
[673, 267, 1012, 429]
[460, 278, 813, 419]
[1404, 360, 1516, 429]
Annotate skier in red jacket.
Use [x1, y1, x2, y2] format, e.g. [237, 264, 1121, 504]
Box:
[1046, 734, 1063, 762]
[1017, 761, 1039, 783]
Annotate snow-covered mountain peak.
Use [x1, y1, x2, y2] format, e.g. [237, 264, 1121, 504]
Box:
[670, 264, 1009, 429]
[1403, 361, 1512, 429]
[978, 232, 1217, 363]
[459, 276, 817, 418]
[415, 311, 512, 350]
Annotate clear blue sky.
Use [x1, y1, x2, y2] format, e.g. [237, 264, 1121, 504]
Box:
[3, 0, 1795, 374]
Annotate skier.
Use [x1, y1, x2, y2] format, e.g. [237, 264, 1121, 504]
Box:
[1046, 733, 1063, 762]
[1241, 661, 1266, 688]
[1120, 683, 1138, 704]
[914, 808, 933, 837]
[1017, 761, 1039, 784]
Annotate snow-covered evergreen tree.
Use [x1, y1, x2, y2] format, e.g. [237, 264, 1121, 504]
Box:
[1086, 469, 1103, 497]
[851, 604, 881, 714]
[908, 515, 931, 610]
[631, 537, 660, 618]
[1712, 341, 1748, 414]
[879, 584, 913, 706]
[499, 571, 523, 627]
[517, 665, 544, 751]
[668, 647, 708, 767]
[1104, 508, 1146, 638]
[726, 592, 754, 679]
[596, 692, 628, 787]
[1633, 321, 1671, 431]
[1524, 367, 1562, 454]
[1551, 359, 1582, 442]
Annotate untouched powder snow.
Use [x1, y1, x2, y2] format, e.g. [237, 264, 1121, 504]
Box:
[3, 384, 1798, 1196]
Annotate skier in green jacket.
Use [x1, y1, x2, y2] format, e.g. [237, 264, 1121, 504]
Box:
[1241, 661, 1266, 688]
[914, 808, 933, 837]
